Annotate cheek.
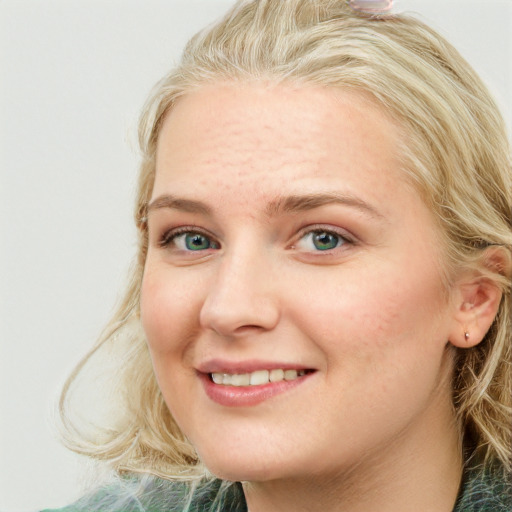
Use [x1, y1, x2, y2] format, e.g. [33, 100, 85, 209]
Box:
[292, 257, 449, 359]
[294, 266, 451, 429]
[140, 272, 170, 353]
[140, 264, 200, 356]
[140, 265, 202, 416]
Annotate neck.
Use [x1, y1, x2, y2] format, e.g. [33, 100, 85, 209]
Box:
[243, 391, 463, 512]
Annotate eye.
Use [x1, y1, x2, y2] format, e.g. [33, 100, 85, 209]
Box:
[295, 229, 348, 252]
[161, 229, 219, 251]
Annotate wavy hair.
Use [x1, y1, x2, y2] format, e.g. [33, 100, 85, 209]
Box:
[59, 0, 512, 480]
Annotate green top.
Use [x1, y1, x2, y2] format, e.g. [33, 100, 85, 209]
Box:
[452, 463, 511, 512]
[42, 478, 246, 512]
[42, 464, 511, 512]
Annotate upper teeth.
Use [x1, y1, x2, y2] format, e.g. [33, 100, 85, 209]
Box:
[211, 369, 307, 386]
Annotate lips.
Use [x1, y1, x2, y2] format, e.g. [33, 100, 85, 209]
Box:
[197, 361, 316, 407]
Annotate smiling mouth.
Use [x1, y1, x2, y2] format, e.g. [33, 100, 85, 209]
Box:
[210, 368, 315, 387]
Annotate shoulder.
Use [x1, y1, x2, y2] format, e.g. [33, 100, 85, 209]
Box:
[40, 475, 247, 512]
[454, 462, 512, 512]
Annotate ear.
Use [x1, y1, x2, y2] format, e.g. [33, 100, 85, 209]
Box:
[448, 247, 510, 348]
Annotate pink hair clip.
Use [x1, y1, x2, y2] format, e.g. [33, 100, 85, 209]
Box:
[348, 0, 394, 16]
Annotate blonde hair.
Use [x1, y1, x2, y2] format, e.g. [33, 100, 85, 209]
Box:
[60, 0, 512, 479]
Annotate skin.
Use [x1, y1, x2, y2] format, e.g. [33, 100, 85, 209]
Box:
[140, 83, 498, 511]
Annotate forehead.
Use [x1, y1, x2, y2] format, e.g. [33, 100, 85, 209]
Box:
[153, 82, 407, 214]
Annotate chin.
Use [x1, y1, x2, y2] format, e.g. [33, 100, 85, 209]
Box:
[199, 450, 291, 483]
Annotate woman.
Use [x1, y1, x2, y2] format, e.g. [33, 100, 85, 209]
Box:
[44, 0, 512, 510]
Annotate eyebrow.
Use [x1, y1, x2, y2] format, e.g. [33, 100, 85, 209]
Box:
[147, 195, 212, 216]
[146, 192, 384, 219]
[265, 192, 384, 219]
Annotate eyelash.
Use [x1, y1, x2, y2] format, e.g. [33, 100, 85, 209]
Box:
[292, 225, 354, 252]
[158, 225, 354, 253]
[159, 227, 219, 250]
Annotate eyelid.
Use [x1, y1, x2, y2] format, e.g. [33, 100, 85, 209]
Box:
[295, 224, 355, 242]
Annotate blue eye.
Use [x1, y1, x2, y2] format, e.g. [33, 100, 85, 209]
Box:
[312, 231, 341, 250]
[296, 230, 346, 251]
[184, 233, 213, 251]
[163, 231, 219, 251]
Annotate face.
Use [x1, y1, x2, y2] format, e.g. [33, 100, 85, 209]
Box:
[141, 83, 461, 483]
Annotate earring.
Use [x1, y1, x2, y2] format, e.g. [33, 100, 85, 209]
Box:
[464, 331, 470, 343]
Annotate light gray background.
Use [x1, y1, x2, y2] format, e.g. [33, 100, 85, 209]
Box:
[1, 1, 511, 511]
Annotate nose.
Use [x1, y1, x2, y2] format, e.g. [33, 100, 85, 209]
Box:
[199, 248, 280, 337]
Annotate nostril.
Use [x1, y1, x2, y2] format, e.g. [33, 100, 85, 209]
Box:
[233, 325, 265, 335]
[200, 294, 280, 336]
